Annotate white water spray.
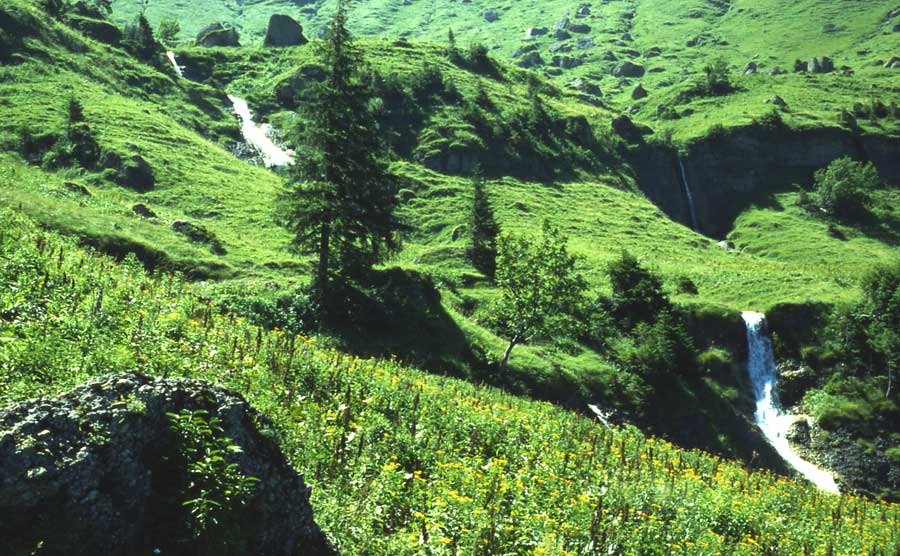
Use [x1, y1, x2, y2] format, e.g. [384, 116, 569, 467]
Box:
[677, 155, 700, 232]
[742, 311, 840, 493]
[227, 95, 295, 168]
[166, 51, 183, 79]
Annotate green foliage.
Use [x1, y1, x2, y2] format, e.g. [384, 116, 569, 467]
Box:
[67, 97, 85, 127]
[814, 157, 881, 221]
[2, 210, 900, 555]
[158, 17, 181, 46]
[621, 310, 697, 378]
[278, 1, 400, 299]
[465, 173, 499, 278]
[607, 251, 670, 328]
[123, 14, 158, 61]
[168, 409, 259, 545]
[492, 222, 587, 368]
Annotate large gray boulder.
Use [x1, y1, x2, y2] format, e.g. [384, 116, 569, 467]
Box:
[0, 373, 334, 556]
[612, 60, 645, 77]
[196, 22, 240, 47]
[264, 14, 308, 47]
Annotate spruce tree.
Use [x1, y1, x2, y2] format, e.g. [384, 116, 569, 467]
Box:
[278, 0, 400, 303]
[466, 173, 499, 278]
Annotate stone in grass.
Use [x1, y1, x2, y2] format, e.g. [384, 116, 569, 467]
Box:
[132, 203, 157, 218]
[483, 9, 499, 22]
[263, 14, 308, 47]
[631, 84, 648, 100]
[0, 373, 336, 556]
[611, 61, 645, 78]
[196, 23, 240, 47]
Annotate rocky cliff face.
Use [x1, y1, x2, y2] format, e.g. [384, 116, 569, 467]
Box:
[0, 373, 335, 556]
[630, 126, 900, 237]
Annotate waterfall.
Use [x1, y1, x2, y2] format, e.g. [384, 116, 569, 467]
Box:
[742, 311, 840, 493]
[166, 51, 183, 79]
[227, 95, 295, 168]
[677, 155, 700, 232]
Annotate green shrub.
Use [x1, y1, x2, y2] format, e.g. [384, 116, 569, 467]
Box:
[168, 410, 258, 540]
[814, 157, 880, 221]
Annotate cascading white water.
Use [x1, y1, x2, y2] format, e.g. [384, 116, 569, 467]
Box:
[227, 95, 295, 168]
[742, 311, 840, 493]
[166, 51, 183, 79]
[677, 155, 700, 232]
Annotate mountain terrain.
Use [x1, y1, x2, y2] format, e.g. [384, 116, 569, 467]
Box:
[0, 0, 899, 552]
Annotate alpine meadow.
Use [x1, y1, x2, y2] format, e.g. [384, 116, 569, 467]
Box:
[0, 0, 898, 554]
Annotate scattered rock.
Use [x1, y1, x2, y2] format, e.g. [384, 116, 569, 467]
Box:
[785, 418, 812, 446]
[893, 23, 900, 33]
[482, 9, 499, 22]
[570, 78, 602, 97]
[602, 49, 617, 61]
[807, 56, 834, 73]
[554, 29, 571, 40]
[777, 362, 817, 407]
[611, 61, 645, 78]
[549, 42, 573, 54]
[553, 16, 570, 32]
[516, 51, 545, 68]
[196, 23, 241, 48]
[523, 26, 548, 40]
[631, 83, 648, 100]
[885, 56, 900, 69]
[263, 14, 307, 47]
[576, 37, 594, 49]
[0, 373, 335, 556]
[644, 47, 662, 58]
[568, 23, 591, 33]
[575, 4, 591, 18]
[552, 55, 583, 69]
[171, 220, 226, 255]
[822, 23, 839, 33]
[744, 62, 758, 75]
[767, 95, 787, 107]
[716, 240, 735, 251]
[132, 203, 157, 218]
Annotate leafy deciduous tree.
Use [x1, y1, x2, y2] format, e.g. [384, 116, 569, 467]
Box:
[492, 222, 587, 369]
[814, 157, 880, 221]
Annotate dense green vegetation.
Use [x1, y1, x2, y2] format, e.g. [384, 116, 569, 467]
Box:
[2, 209, 900, 555]
[1, 0, 899, 523]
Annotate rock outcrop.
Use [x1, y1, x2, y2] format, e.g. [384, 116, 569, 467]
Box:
[629, 126, 900, 236]
[264, 14, 308, 47]
[0, 373, 334, 556]
[196, 23, 240, 47]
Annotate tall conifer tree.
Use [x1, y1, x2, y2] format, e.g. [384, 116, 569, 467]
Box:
[278, 0, 400, 302]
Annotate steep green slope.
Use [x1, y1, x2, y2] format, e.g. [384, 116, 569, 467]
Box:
[3, 208, 899, 555]
[2, 0, 899, 484]
[0, 1, 294, 279]
[115, 0, 900, 139]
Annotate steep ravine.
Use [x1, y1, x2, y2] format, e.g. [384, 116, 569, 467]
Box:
[629, 126, 900, 237]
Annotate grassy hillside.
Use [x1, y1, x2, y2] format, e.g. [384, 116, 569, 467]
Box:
[2, 208, 899, 555]
[115, 0, 900, 141]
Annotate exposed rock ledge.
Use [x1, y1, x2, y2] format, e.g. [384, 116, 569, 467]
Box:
[0, 373, 335, 556]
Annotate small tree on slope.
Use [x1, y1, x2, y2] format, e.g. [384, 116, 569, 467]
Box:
[466, 172, 499, 278]
[278, 0, 400, 304]
[492, 222, 587, 369]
